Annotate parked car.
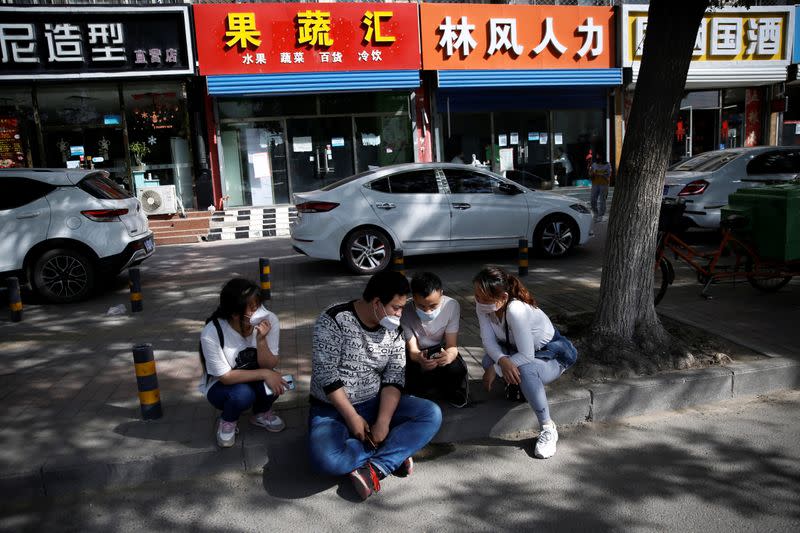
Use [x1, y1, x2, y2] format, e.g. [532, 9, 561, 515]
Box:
[663, 146, 800, 230]
[0, 169, 154, 303]
[290, 163, 593, 274]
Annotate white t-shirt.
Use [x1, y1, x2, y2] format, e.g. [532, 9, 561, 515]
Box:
[400, 295, 460, 349]
[198, 309, 280, 396]
[477, 299, 554, 373]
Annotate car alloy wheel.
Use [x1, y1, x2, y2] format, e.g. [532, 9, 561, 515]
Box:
[535, 215, 577, 258]
[32, 248, 95, 303]
[343, 228, 392, 274]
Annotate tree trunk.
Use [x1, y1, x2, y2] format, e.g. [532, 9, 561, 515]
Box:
[592, 0, 709, 355]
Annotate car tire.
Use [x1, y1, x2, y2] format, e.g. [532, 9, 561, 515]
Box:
[533, 215, 578, 258]
[31, 248, 95, 303]
[342, 228, 393, 275]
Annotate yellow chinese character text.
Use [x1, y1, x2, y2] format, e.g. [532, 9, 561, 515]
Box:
[296, 10, 334, 47]
[362, 11, 396, 44]
[225, 13, 262, 50]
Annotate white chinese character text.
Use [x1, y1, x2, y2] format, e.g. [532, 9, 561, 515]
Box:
[487, 18, 523, 57]
[532, 17, 567, 56]
[746, 18, 781, 55]
[280, 52, 292, 64]
[293, 51, 304, 63]
[575, 17, 603, 59]
[0, 24, 39, 63]
[88, 23, 125, 62]
[437, 16, 477, 58]
[710, 18, 741, 57]
[44, 23, 82, 63]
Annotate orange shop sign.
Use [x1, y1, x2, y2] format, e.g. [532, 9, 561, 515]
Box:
[193, 2, 420, 76]
[420, 3, 615, 71]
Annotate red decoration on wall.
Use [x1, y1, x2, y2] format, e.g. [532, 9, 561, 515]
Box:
[745, 88, 762, 147]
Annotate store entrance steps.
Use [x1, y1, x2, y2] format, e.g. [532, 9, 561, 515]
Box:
[148, 211, 212, 246]
[206, 205, 298, 242]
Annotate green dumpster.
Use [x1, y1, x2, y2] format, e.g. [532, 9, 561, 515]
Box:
[723, 183, 800, 261]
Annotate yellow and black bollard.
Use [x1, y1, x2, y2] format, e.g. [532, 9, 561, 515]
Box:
[132, 343, 162, 420]
[129, 268, 143, 312]
[518, 239, 529, 276]
[259, 257, 271, 300]
[391, 249, 405, 275]
[8, 277, 22, 322]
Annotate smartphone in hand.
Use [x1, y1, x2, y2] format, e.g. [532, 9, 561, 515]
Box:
[425, 343, 443, 360]
[364, 431, 378, 450]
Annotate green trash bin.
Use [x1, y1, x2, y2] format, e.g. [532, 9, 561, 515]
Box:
[725, 183, 800, 261]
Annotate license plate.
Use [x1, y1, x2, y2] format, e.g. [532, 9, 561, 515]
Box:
[144, 237, 154, 253]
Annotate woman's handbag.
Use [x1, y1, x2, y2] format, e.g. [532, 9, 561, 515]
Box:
[501, 318, 526, 402]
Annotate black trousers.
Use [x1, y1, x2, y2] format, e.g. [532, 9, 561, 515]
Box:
[405, 353, 468, 398]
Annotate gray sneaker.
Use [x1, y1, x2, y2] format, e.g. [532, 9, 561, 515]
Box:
[534, 422, 558, 459]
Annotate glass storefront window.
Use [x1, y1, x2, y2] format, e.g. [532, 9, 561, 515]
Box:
[354, 115, 412, 172]
[287, 116, 354, 193]
[494, 111, 550, 180]
[442, 113, 492, 167]
[37, 83, 125, 182]
[722, 88, 745, 150]
[552, 110, 605, 186]
[220, 122, 288, 207]
[123, 82, 193, 208]
[0, 87, 36, 168]
[218, 95, 309, 120]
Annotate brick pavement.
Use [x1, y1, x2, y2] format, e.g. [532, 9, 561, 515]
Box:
[0, 220, 797, 497]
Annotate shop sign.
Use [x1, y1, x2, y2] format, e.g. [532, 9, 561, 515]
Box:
[419, 4, 615, 70]
[0, 6, 194, 80]
[193, 2, 420, 76]
[622, 5, 793, 67]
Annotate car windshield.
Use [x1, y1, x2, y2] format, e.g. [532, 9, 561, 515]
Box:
[669, 151, 742, 172]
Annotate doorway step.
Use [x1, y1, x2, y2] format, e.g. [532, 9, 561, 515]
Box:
[206, 205, 298, 241]
[148, 211, 213, 246]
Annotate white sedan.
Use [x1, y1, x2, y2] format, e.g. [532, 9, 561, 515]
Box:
[290, 163, 593, 274]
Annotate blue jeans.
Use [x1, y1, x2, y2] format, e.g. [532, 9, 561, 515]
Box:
[308, 394, 442, 477]
[483, 355, 563, 426]
[206, 381, 277, 422]
[591, 184, 609, 218]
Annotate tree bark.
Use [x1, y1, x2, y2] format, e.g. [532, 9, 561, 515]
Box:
[592, 0, 709, 353]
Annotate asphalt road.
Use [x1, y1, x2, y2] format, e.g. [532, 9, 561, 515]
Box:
[4, 390, 799, 533]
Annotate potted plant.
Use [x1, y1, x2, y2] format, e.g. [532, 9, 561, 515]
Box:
[129, 141, 150, 168]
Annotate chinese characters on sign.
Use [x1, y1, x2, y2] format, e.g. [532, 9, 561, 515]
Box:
[193, 3, 420, 75]
[420, 4, 614, 70]
[629, 12, 786, 61]
[0, 7, 193, 79]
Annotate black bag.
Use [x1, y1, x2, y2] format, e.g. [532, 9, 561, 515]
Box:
[501, 317, 526, 403]
[199, 319, 260, 385]
[199, 318, 223, 385]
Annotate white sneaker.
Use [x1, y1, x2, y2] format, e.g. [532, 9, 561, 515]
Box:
[217, 419, 237, 448]
[534, 422, 558, 459]
[250, 410, 286, 432]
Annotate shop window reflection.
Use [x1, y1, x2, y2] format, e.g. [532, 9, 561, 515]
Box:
[354, 115, 412, 172]
[0, 88, 36, 168]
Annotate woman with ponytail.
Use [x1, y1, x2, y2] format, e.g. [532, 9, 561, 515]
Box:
[473, 267, 577, 459]
[199, 278, 287, 448]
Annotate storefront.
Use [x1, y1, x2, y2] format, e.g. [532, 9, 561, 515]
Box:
[621, 5, 794, 163]
[194, 2, 422, 208]
[0, 5, 198, 208]
[419, 3, 620, 187]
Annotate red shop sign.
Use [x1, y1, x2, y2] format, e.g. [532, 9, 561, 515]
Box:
[193, 2, 420, 76]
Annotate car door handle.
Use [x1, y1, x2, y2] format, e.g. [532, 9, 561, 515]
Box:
[16, 211, 40, 219]
[375, 202, 396, 210]
[452, 203, 471, 210]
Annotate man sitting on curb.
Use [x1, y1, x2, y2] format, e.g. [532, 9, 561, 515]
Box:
[401, 272, 470, 408]
[307, 271, 442, 500]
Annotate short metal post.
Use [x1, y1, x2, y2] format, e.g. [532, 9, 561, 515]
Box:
[391, 249, 405, 275]
[8, 277, 22, 322]
[132, 344, 162, 420]
[259, 257, 271, 300]
[129, 268, 143, 313]
[518, 239, 529, 276]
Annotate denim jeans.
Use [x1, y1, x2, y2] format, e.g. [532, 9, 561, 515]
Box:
[591, 184, 609, 218]
[206, 381, 277, 422]
[308, 394, 442, 477]
[483, 354, 563, 426]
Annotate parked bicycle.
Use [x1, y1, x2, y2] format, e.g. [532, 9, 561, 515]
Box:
[654, 199, 797, 305]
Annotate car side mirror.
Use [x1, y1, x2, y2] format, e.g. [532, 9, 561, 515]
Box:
[497, 182, 522, 195]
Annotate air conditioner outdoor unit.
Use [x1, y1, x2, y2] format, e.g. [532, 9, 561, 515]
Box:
[138, 185, 178, 216]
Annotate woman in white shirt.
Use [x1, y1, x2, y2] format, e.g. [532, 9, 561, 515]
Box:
[473, 267, 576, 459]
[199, 278, 288, 448]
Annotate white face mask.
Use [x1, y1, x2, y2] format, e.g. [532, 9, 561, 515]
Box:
[416, 306, 441, 323]
[374, 302, 401, 331]
[475, 301, 499, 314]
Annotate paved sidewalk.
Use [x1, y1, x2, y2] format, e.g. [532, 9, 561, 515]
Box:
[1, 222, 798, 501]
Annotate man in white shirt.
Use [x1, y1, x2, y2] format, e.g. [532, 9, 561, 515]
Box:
[401, 272, 469, 408]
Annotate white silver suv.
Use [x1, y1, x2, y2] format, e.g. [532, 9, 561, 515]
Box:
[0, 169, 154, 303]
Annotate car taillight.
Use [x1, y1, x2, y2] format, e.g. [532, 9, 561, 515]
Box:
[296, 201, 339, 213]
[81, 208, 129, 222]
[678, 180, 708, 196]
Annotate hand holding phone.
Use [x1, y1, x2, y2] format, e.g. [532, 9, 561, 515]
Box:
[424, 343, 443, 360]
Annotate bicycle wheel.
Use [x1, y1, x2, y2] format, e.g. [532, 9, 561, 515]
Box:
[745, 257, 792, 293]
[654, 257, 671, 306]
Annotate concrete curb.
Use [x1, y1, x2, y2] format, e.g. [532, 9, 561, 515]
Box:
[2, 357, 798, 502]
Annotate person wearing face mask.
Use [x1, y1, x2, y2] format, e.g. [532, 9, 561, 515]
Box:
[401, 272, 469, 408]
[473, 267, 577, 459]
[199, 278, 288, 448]
[308, 271, 442, 501]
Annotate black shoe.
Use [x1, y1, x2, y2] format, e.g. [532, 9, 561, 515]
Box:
[349, 463, 381, 500]
[446, 389, 470, 408]
[393, 456, 414, 478]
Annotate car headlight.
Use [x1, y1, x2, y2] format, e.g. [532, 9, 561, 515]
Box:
[569, 203, 591, 214]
